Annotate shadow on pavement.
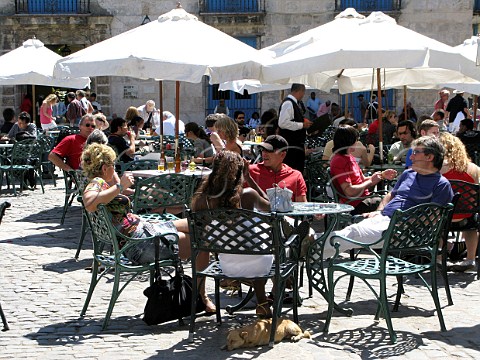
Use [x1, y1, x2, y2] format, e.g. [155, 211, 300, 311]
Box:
[422, 323, 480, 351]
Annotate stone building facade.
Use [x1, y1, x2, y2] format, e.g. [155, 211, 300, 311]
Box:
[0, 0, 478, 125]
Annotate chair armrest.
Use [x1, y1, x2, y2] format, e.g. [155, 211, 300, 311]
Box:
[329, 234, 382, 260]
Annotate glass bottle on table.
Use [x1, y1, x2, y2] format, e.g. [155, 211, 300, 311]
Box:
[188, 157, 196, 172]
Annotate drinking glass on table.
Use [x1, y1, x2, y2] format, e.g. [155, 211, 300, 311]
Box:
[166, 156, 174, 172]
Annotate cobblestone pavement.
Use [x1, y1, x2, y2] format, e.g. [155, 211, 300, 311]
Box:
[0, 174, 479, 359]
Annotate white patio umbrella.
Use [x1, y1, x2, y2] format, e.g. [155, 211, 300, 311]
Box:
[54, 5, 266, 170]
[0, 37, 90, 122]
[53, 7, 264, 84]
[243, 9, 477, 148]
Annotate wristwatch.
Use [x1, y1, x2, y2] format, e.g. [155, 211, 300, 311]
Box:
[115, 183, 124, 193]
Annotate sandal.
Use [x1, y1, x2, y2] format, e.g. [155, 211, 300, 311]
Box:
[256, 301, 272, 319]
[202, 296, 217, 315]
[219, 279, 240, 290]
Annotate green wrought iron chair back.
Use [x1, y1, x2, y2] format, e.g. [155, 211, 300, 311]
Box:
[119, 159, 158, 175]
[11, 139, 41, 165]
[305, 159, 332, 202]
[448, 180, 480, 221]
[381, 202, 452, 259]
[132, 173, 193, 213]
[188, 208, 282, 257]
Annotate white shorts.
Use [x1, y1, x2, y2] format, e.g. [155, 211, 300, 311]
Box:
[41, 121, 57, 130]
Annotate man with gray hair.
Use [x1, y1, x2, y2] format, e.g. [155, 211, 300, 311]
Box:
[48, 114, 96, 171]
[137, 100, 157, 131]
[323, 136, 453, 258]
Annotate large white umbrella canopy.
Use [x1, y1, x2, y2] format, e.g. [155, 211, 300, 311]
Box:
[54, 7, 264, 84]
[220, 9, 478, 95]
[260, 9, 472, 84]
[0, 38, 90, 88]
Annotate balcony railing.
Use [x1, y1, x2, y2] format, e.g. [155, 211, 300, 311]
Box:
[335, 0, 401, 12]
[15, 0, 90, 14]
[199, 0, 265, 13]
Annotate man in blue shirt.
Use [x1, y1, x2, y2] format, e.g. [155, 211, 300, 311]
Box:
[324, 135, 453, 258]
[306, 91, 321, 121]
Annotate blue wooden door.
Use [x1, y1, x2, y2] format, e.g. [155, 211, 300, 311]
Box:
[28, 0, 77, 13]
[206, 37, 259, 119]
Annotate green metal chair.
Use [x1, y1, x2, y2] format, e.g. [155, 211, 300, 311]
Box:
[71, 170, 91, 260]
[60, 169, 78, 224]
[132, 173, 194, 221]
[0, 201, 11, 331]
[187, 208, 300, 347]
[0, 139, 44, 196]
[37, 134, 57, 187]
[118, 159, 158, 176]
[81, 204, 178, 330]
[323, 202, 453, 344]
[305, 159, 333, 203]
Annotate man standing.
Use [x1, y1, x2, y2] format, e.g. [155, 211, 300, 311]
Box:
[388, 120, 416, 163]
[65, 92, 85, 127]
[160, 111, 185, 137]
[446, 90, 469, 127]
[76, 90, 94, 114]
[306, 92, 321, 121]
[48, 114, 95, 171]
[364, 95, 378, 124]
[278, 83, 312, 172]
[137, 100, 157, 131]
[357, 94, 368, 122]
[214, 99, 229, 116]
[324, 136, 453, 258]
[89, 92, 102, 112]
[434, 89, 450, 112]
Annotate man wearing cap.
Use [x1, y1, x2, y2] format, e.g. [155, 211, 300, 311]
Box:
[248, 135, 307, 202]
[446, 90, 469, 126]
[137, 100, 158, 131]
[278, 83, 313, 172]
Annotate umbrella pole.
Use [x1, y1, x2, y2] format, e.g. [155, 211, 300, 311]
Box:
[159, 80, 165, 162]
[344, 94, 348, 118]
[474, 95, 478, 129]
[377, 68, 384, 162]
[175, 81, 181, 172]
[403, 85, 407, 122]
[32, 85, 37, 128]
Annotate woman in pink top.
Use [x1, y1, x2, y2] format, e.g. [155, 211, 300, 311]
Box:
[40, 94, 58, 130]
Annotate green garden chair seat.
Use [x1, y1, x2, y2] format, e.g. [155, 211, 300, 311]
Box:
[187, 208, 300, 347]
[132, 173, 194, 221]
[323, 202, 454, 344]
[82, 204, 178, 330]
[0, 139, 44, 196]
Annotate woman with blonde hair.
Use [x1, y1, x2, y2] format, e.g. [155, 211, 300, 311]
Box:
[210, 113, 243, 155]
[40, 93, 58, 130]
[124, 106, 140, 123]
[81, 143, 215, 312]
[439, 132, 479, 272]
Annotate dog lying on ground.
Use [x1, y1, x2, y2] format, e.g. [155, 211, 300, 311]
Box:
[224, 318, 311, 350]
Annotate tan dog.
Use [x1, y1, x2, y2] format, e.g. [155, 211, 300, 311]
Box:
[225, 318, 311, 350]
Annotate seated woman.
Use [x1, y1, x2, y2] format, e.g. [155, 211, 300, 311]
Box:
[210, 114, 243, 155]
[330, 126, 397, 215]
[190, 150, 274, 317]
[439, 132, 479, 272]
[81, 143, 215, 312]
[184, 122, 214, 164]
[366, 109, 397, 145]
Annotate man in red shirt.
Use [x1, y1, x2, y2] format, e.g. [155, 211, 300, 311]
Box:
[248, 135, 307, 202]
[48, 114, 96, 171]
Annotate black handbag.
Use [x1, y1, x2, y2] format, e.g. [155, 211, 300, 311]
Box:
[143, 236, 206, 325]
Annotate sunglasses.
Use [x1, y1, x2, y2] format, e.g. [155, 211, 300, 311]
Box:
[412, 149, 427, 155]
[85, 123, 96, 128]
